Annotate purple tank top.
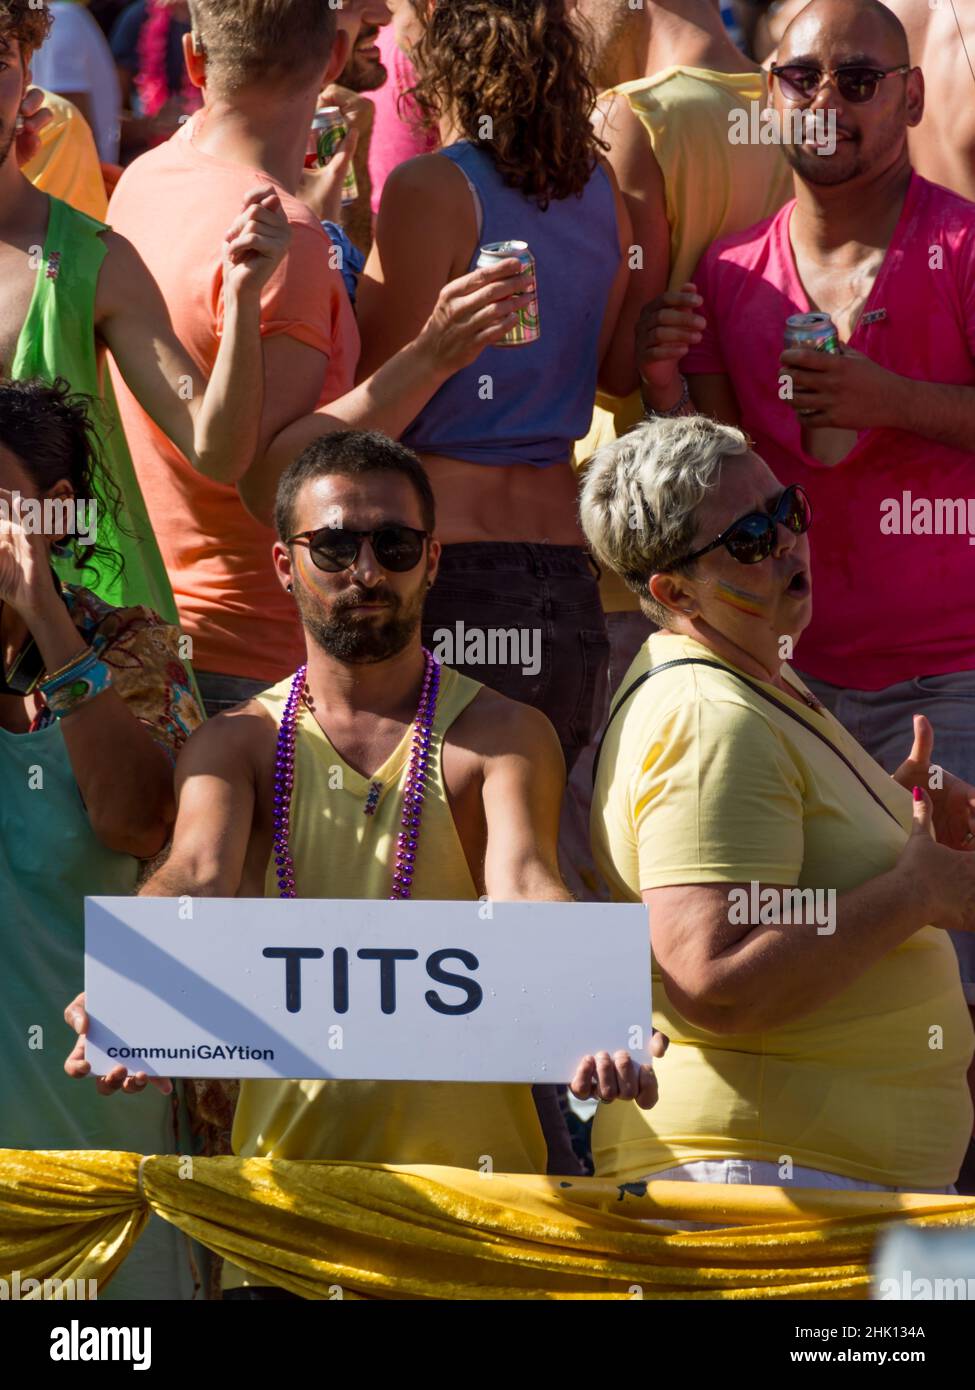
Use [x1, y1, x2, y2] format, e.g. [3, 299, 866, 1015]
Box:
[402, 141, 621, 468]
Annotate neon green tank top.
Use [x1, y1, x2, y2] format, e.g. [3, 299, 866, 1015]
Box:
[11, 195, 178, 621]
[228, 664, 547, 1284]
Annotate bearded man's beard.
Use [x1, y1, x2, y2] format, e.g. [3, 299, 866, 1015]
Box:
[341, 27, 388, 94]
[295, 579, 427, 663]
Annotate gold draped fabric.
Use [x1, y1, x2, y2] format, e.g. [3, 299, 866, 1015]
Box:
[2, 1150, 974, 1300]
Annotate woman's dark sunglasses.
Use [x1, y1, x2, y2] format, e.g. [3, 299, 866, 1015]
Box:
[288, 524, 429, 573]
[770, 62, 910, 104]
[672, 485, 812, 568]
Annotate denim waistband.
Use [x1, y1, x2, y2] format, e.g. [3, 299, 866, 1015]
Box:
[435, 541, 595, 578]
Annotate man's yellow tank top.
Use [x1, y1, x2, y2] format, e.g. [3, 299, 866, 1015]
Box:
[230, 666, 547, 1163]
[575, 67, 793, 612]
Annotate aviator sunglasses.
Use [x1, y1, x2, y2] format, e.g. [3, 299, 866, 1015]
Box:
[770, 62, 911, 104]
[670, 485, 812, 568]
[287, 523, 429, 573]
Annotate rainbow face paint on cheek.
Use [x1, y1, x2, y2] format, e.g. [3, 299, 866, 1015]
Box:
[713, 580, 768, 617]
[293, 547, 328, 592]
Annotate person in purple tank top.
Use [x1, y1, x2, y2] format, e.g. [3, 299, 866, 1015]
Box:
[356, 0, 659, 778]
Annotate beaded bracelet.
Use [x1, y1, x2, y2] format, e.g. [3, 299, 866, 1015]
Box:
[39, 647, 114, 719]
[641, 374, 693, 420]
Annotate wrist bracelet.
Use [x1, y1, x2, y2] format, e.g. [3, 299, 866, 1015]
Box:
[40, 648, 114, 718]
[42, 660, 113, 719]
[642, 375, 693, 420]
[40, 644, 94, 688]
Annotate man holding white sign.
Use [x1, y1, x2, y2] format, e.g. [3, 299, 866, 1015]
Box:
[66, 432, 664, 1297]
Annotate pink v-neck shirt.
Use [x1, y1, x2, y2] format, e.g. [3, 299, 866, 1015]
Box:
[684, 173, 975, 691]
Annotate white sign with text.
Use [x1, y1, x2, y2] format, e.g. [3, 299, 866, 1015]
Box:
[84, 897, 651, 1082]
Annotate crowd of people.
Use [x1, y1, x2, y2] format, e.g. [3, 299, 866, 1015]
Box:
[1, 0, 974, 1300]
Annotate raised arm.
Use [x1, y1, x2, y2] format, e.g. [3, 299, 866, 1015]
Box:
[243, 269, 530, 524]
[96, 188, 292, 485]
[635, 278, 743, 424]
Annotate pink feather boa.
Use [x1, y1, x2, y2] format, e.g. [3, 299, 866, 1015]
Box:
[135, 1, 201, 120]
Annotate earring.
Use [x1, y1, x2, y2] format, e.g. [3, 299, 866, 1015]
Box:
[286, 583, 293, 593]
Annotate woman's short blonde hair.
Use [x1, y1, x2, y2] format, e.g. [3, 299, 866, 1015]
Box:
[579, 415, 750, 627]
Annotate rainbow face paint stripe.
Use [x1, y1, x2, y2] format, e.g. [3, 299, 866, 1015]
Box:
[293, 546, 326, 592]
[713, 580, 767, 617]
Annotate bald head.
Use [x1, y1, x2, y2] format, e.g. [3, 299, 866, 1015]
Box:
[770, 0, 921, 191]
[780, 0, 910, 66]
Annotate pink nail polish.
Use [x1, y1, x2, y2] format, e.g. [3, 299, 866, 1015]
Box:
[913, 786, 922, 801]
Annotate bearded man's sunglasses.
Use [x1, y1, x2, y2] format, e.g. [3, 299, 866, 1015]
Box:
[288, 524, 429, 573]
[770, 62, 911, 104]
[670, 485, 812, 568]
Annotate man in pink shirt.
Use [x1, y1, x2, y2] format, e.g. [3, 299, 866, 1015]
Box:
[637, 0, 975, 1185]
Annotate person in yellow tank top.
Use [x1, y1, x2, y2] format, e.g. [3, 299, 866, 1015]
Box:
[580, 415, 975, 1194]
[559, 0, 794, 900]
[65, 431, 666, 1299]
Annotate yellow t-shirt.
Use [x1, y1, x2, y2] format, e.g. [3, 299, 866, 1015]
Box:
[576, 68, 794, 613]
[224, 665, 547, 1289]
[590, 631, 974, 1188]
[23, 89, 108, 222]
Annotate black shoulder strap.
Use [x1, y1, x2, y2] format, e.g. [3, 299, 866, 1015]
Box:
[592, 657, 900, 827]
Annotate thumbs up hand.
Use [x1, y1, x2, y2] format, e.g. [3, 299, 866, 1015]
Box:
[893, 713, 975, 851]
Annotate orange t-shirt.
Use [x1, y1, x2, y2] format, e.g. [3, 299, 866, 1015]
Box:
[107, 113, 360, 681]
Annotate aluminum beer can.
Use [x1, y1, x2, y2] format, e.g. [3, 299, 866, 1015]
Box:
[784, 311, 839, 354]
[309, 106, 358, 206]
[476, 240, 540, 346]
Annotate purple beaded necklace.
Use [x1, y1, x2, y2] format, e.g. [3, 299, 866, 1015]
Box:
[272, 649, 441, 900]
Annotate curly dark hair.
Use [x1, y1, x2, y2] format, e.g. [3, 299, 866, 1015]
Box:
[0, 0, 52, 59]
[0, 377, 127, 589]
[410, 0, 607, 209]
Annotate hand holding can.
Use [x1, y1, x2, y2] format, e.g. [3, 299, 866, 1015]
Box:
[418, 257, 536, 375]
[475, 241, 540, 346]
[307, 106, 359, 206]
[782, 313, 859, 466]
